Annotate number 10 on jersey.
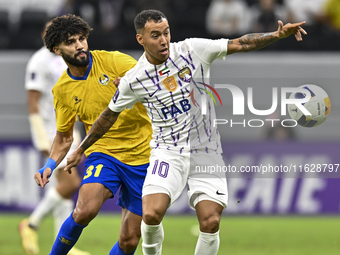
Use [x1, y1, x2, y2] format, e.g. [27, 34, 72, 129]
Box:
[152, 160, 169, 178]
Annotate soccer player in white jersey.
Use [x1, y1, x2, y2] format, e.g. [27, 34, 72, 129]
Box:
[64, 10, 307, 255]
[20, 22, 88, 255]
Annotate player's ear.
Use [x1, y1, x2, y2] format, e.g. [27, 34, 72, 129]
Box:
[53, 46, 61, 56]
[136, 34, 144, 46]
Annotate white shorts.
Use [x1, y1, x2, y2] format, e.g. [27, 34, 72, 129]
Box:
[142, 149, 228, 210]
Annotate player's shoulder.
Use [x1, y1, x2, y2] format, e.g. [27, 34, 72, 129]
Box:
[90, 50, 134, 61]
[175, 38, 228, 56]
[30, 47, 51, 59]
[90, 50, 136, 72]
[173, 38, 200, 46]
[121, 55, 145, 80]
[177, 38, 216, 48]
[171, 38, 205, 54]
[27, 47, 54, 68]
[90, 50, 110, 60]
[52, 70, 69, 92]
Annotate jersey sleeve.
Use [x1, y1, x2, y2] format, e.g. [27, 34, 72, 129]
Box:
[52, 88, 77, 132]
[189, 38, 229, 64]
[112, 51, 137, 77]
[25, 58, 50, 92]
[108, 77, 139, 112]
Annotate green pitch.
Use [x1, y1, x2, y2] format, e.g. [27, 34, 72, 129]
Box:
[2, 213, 340, 255]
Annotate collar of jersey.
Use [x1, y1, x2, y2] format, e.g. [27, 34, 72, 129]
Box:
[67, 52, 93, 80]
[142, 52, 168, 68]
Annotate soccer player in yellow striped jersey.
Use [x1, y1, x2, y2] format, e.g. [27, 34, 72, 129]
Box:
[34, 15, 152, 255]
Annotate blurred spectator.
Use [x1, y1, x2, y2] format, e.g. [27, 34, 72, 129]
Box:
[71, 0, 104, 29]
[1, 0, 340, 50]
[120, 0, 175, 29]
[100, 0, 125, 31]
[250, 0, 287, 32]
[206, 0, 251, 38]
[59, 0, 75, 16]
[27, 0, 66, 17]
[284, 0, 339, 51]
[134, 0, 174, 20]
[0, 0, 21, 26]
[322, 0, 340, 31]
[246, 0, 284, 6]
[276, 1, 314, 50]
[64, 0, 124, 32]
[285, 0, 326, 25]
[170, 0, 211, 40]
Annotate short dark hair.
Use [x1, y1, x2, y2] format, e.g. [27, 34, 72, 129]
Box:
[134, 9, 167, 33]
[44, 14, 92, 52]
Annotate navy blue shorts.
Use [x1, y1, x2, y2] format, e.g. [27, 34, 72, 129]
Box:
[81, 152, 148, 216]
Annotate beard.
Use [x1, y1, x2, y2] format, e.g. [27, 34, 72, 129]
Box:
[62, 50, 90, 67]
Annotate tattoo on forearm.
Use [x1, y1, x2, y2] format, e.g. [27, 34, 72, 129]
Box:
[80, 108, 119, 151]
[238, 32, 278, 52]
[101, 110, 119, 126]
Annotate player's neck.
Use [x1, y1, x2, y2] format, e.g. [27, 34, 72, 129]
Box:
[145, 52, 165, 66]
[68, 65, 88, 77]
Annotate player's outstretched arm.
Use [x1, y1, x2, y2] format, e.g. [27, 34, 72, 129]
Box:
[227, 20, 307, 55]
[34, 127, 74, 188]
[64, 107, 121, 172]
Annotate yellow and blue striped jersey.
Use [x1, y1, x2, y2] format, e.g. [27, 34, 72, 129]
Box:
[52, 50, 152, 165]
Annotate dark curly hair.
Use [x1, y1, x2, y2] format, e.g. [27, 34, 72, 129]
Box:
[44, 14, 92, 52]
[134, 10, 167, 33]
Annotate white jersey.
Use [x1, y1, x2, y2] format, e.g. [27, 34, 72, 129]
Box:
[109, 38, 228, 154]
[25, 47, 67, 140]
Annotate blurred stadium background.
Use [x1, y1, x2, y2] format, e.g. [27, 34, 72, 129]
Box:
[1, 0, 340, 254]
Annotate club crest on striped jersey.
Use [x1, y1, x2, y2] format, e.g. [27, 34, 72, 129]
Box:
[99, 73, 110, 85]
[178, 67, 192, 83]
[162, 75, 178, 92]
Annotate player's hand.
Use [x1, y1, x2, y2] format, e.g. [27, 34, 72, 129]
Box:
[113, 77, 122, 87]
[64, 148, 83, 174]
[276, 20, 307, 41]
[34, 167, 51, 188]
